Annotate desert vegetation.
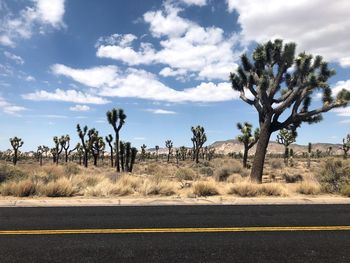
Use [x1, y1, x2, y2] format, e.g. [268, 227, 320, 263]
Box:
[0, 39, 350, 199]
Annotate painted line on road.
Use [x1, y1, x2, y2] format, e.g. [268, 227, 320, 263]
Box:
[0, 226, 350, 235]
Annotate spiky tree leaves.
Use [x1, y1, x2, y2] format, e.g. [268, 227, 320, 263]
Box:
[236, 122, 259, 168]
[77, 124, 89, 167]
[191, 126, 207, 164]
[105, 134, 114, 167]
[341, 134, 350, 159]
[230, 39, 350, 182]
[276, 128, 297, 166]
[107, 108, 126, 172]
[9, 137, 23, 166]
[165, 140, 173, 162]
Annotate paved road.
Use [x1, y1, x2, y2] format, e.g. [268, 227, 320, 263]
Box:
[0, 205, 349, 262]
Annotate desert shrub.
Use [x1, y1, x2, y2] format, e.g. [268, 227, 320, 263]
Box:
[340, 184, 350, 197]
[193, 182, 219, 196]
[228, 182, 259, 197]
[64, 163, 80, 175]
[199, 167, 214, 177]
[215, 164, 242, 181]
[318, 159, 350, 193]
[140, 180, 175, 196]
[283, 173, 303, 183]
[295, 181, 321, 195]
[270, 159, 284, 169]
[0, 163, 27, 183]
[227, 174, 244, 183]
[40, 178, 75, 197]
[175, 168, 197, 181]
[1, 179, 37, 197]
[260, 183, 285, 196]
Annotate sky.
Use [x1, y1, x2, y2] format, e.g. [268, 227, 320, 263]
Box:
[0, 0, 350, 151]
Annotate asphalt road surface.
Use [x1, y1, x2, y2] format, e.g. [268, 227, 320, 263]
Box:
[0, 204, 349, 262]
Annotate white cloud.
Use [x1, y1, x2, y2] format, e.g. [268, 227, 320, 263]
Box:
[227, 0, 350, 67]
[22, 89, 110, 105]
[0, 96, 26, 115]
[53, 64, 239, 102]
[96, 2, 241, 80]
[0, 0, 65, 47]
[25, 75, 35, 81]
[179, 0, 207, 6]
[69, 104, 91, 112]
[146, 108, 177, 114]
[4, 51, 24, 64]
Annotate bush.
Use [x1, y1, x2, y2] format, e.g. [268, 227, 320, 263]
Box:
[140, 180, 175, 196]
[199, 167, 214, 177]
[318, 159, 350, 193]
[283, 173, 303, 183]
[1, 179, 37, 197]
[228, 182, 259, 197]
[40, 178, 75, 197]
[215, 164, 242, 181]
[295, 181, 321, 195]
[193, 182, 219, 196]
[64, 163, 80, 175]
[175, 168, 197, 181]
[270, 159, 284, 169]
[260, 183, 285, 196]
[0, 163, 27, 183]
[340, 184, 350, 197]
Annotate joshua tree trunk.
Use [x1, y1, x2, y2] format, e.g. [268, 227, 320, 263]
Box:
[284, 147, 289, 166]
[243, 146, 249, 168]
[65, 150, 68, 163]
[115, 133, 120, 172]
[13, 150, 18, 165]
[40, 155, 43, 166]
[250, 121, 272, 182]
[195, 149, 199, 164]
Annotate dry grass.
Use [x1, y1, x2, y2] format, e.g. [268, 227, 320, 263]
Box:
[192, 181, 219, 196]
[40, 178, 75, 197]
[1, 179, 37, 197]
[228, 181, 286, 197]
[295, 180, 321, 195]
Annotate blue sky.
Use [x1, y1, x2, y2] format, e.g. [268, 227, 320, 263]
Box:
[0, 0, 350, 151]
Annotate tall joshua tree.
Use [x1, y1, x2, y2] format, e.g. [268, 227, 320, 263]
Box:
[155, 145, 159, 161]
[165, 140, 173, 162]
[230, 39, 350, 182]
[107, 108, 126, 172]
[341, 134, 350, 159]
[276, 128, 297, 166]
[77, 124, 89, 167]
[105, 134, 114, 167]
[236, 122, 259, 168]
[191, 126, 207, 164]
[10, 137, 23, 165]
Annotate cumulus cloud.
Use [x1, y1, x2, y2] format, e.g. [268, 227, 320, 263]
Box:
[146, 108, 177, 114]
[69, 105, 91, 112]
[227, 0, 350, 67]
[3, 51, 24, 64]
[96, 2, 241, 80]
[51, 64, 239, 102]
[0, 96, 26, 115]
[179, 0, 207, 6]
[22, 89, 110, 105]
[0, 0, 65, 47]
[331, 80, 350, 117]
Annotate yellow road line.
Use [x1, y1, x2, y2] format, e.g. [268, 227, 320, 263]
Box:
[0, 226, 350, 235]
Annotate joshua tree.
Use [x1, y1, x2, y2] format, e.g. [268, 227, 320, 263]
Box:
[140, 144, 147, 161]
[106, 108, 126, 172]
[236, 122, 259, 168]
[191, 126, 207, 164]
[179, 146, 187, 161]
[88, 129, 105, 166]
[341, 134, 350, 159]
[37, 146, 44, 166]
[62, 135, 70, 163]
[230, 39, 350, 182]
[105, 134, 114, 167]
[155, 145, 159, 161]
[75, 143, 84, 165]
[52, 136, 65, 165]
[276, 128, 297, 166]
[307, 142, 312, 168]
[165, 140, 173, 162]
[77, 124, 89, 167]
[119, 142, 137, 172]
[10, 137, 23, 165]
[207, 147, 215, 161]
[175, 149, 180, 165]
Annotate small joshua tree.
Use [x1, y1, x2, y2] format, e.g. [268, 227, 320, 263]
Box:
[307, 142, 312, 168]
[106, 108, 126, 172]
[341, 134, 350, 159]
[10, 137, 23, 165]
[37, 146, 44, 166]
[62, 135, 70, 163]
[237, 122, 259, 168]
[105, 134, 114, 167]
[88, 129, 105, 166]
[77, 124, 89, 167]
[180, 146, 187, 161]
[155, 145, 159, 161]
[191, 126, 207, 164]
[140, 144, 147, 161]
[165, 140, 173, 162]
[276, 128, 297, 166]
[120, 142, 137, 172]
[230, 39, 350, 182]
